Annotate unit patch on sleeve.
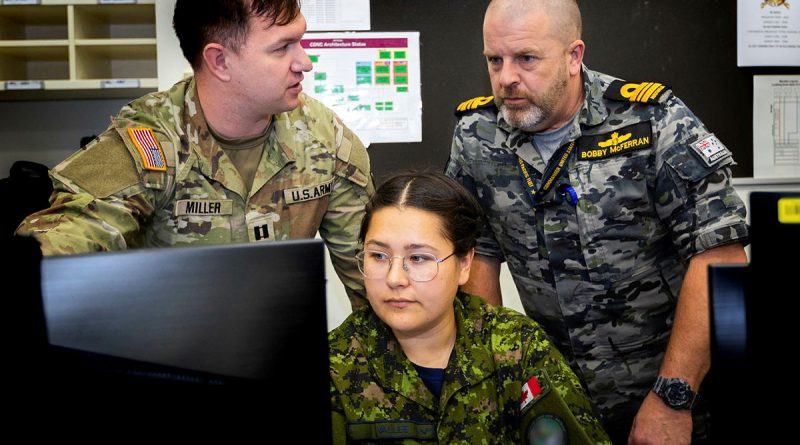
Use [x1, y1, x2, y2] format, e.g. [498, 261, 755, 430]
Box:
[127, 127, 167, 171]
[690, 134, 731, 167]
[454, 95, 495, 116]
[577, 121, 653, 161]
[604, 80, 671, 104]
[526, 414, 567, 445]
[283, 179, 334, 204]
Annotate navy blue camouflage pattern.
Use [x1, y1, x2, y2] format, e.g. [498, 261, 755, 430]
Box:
[445, 66, 748, 435]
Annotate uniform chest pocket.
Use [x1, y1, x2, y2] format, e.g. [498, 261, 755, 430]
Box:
[572, 152, 658, 282]
[283, 179, 334, 205]
[470, 160, 538, 236]
[470, 160, 531, 212]
[469, 160, 544, 282]
[276, 179, 334, 239]
[170, 198, 234, 245]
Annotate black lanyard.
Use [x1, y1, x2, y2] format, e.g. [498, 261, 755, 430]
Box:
[516, 140, 578, 207]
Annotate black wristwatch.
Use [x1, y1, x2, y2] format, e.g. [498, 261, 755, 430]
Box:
[652, 376, 697, 410]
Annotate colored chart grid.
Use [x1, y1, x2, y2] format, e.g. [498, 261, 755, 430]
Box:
[300, 32, 422, 143]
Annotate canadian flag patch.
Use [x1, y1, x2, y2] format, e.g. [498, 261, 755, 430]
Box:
[520, 370, 550, 413]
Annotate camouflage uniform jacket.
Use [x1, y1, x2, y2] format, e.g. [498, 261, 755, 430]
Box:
[329, 292, 611, 444]
[445, 67, 748, 424]
[17, 77, 373, 305]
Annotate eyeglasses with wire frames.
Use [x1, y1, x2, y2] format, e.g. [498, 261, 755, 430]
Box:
[355, 250, 456, 282]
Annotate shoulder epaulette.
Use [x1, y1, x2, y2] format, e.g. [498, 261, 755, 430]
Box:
[454, 95, 496, 116]
[603, 80, 672, 105]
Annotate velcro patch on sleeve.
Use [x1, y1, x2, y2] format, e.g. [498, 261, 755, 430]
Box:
[604, 80, 671, 104]
[127, 127, 167, 171]
[454, 95, 495, 116]
[690, 134, 731, 167]
[520, 369, 551, 413]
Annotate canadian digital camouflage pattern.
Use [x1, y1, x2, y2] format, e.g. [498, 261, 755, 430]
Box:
[329, 292, 611, 444]
[445, 66, 748, 438]
[17, 77, 373, 306]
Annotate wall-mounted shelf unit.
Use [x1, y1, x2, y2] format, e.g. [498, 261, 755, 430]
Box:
[0, 0, 157, 100]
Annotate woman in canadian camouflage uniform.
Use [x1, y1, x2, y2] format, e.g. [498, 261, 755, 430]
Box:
[328, 172, 610, 444]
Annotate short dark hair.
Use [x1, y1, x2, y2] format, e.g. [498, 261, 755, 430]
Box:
[359, 171, 484, 257]
[173, 0, 301, 70]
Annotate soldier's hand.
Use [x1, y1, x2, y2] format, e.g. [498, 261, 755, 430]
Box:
[627, 392, 692, 445]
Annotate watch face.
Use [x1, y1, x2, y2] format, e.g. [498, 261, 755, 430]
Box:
[665, 382, 691, 407]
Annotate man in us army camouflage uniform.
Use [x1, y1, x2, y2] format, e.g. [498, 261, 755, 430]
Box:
[445, 0, 748, 443]
[16, 0, 373, 306]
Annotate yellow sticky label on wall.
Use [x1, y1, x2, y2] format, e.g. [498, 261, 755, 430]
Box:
[778, 198, 800, 224]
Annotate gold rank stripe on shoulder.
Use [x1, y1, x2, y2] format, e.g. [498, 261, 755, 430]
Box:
[127, 127, 167, 171]
[454, 95, 494, 114]
[604, 80, 671, 104]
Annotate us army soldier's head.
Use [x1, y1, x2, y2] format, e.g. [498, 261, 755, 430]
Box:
[173, 0, 313, 119]
[483, 0, 585, 133]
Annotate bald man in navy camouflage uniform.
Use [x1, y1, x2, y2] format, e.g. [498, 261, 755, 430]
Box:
[445, 0, 748, 443]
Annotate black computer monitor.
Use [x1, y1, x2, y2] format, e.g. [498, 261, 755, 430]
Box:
[709, 191, 800, 443]
[5, 239, 331, 439]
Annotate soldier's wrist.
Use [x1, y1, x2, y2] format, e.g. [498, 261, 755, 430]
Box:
[651, 376, 697, 411]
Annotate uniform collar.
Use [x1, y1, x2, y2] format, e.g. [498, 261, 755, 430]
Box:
[179, 78, 296, 199]
[356, 293, 497, 412]
[443, 293, 498, 405]
[578, 65, 610, 128]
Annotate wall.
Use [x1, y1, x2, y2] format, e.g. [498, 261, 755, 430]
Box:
[156, 0, 191, 90]
[0, 98, 130, 175]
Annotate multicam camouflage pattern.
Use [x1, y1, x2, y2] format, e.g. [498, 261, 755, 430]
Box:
[445, 67, 748, 437]
[329, 293, 611, 444]
[17, 77, 373, 306]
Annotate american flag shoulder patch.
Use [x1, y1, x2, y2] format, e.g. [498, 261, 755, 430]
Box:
[520, 369, 552, 413]
[127, 127, 167, 171]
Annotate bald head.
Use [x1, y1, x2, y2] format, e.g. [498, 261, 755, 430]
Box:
[486, 0, 582, 45]
[482, 0, 586, 132]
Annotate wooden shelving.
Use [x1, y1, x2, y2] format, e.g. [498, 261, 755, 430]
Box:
[0, 1, 157, 99]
